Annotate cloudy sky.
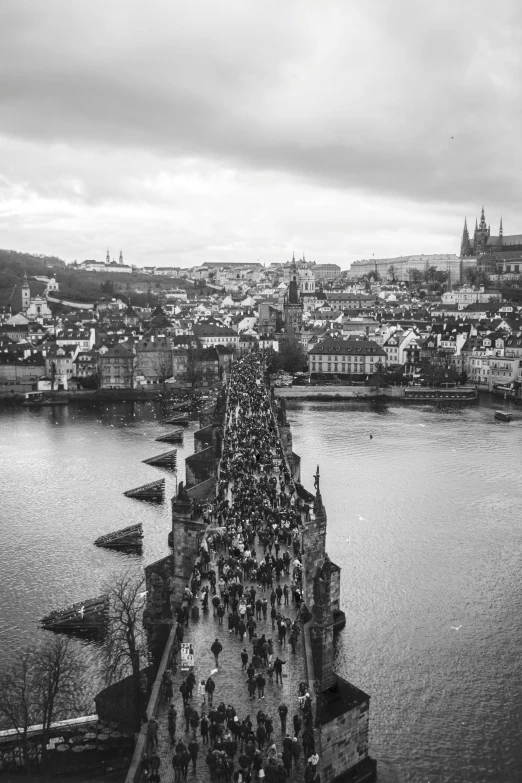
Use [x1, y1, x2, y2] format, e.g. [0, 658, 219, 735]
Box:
[0, 0, 521, 269]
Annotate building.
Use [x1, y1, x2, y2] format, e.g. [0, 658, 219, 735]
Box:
[314, 263, 341, 281]
[441, 287, 502, 308]
[461, 207, 522, 257]
[308, 336, 387, 377]
[99, 343, 134, 389]
[347, 254, 461, 283]
[193, 324, 239, 350]
[283, 262, 304, 336]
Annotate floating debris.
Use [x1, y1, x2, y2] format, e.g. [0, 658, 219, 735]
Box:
[123, 478, 165, 502]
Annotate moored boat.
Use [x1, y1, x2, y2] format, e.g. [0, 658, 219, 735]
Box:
[494, 410, 512, 422]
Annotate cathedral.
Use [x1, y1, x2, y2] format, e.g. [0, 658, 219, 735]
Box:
[460, 207, 522, 257]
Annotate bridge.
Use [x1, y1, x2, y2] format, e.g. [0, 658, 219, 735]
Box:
[127, 355, 376, 783]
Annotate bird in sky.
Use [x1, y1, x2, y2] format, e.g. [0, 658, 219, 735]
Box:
[419, 424, 426, 427]
[451, 625, 462, 631]
[357, 514, 366, 521]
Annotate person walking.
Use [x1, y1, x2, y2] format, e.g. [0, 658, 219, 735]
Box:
[188, 739, 200, 772]
[241, 648, 249, 670]
[168, 704, 177, 743]
[273, 657, 286, 685]
[256, 672, 266, 700]
[211, 638, 223, 667]
[147, 715, 159, 750]
[172, 750, 183, 782]
[198, 678, 206, 706]
[278, 703, 288, 734]
[293, 713, 302, 738]
[205, 676, 216, 705]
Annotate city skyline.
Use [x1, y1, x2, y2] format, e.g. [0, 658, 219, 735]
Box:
[1, 0, 522, 268]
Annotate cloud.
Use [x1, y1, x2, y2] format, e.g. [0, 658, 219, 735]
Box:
[0, 0, 521, 264]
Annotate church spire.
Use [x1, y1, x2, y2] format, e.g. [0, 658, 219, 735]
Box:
[499, 217, 503, 238]
[119, 250, 123, 265]
[460, 218, 472, 257]
[106, 249, 110, 264]
[479, 206, 487, 230]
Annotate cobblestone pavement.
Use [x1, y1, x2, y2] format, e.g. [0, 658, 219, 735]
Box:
[154, 539, 307, 783]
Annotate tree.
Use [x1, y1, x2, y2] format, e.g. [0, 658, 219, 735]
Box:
[407, 268, 423, 284]
[152, 348, 173, 389]
[424, 265, 438, 283]
[34, 637, 91, 767]
[0, 649, 35, 768]
[387, 265, 397, 282]
[100, 568, 148, 729]
[0, 637, 90, 770]
[184, 340, 205, 389]
[49, 360, 57, 391]
[271, 338, 307, 374]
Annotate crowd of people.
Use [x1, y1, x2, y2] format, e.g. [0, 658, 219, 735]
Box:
[140, 355, 320, 783]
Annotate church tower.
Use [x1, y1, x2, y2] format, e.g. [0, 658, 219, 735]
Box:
[460, 218, 472, 257]
[21, 272, 31, 312]
[283, 255, 303, 336]
[475, 206, 490, 254]
[119, 250, 123, 265]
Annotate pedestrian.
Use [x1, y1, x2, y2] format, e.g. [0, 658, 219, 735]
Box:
[147, 715, 159, 750]
[168, 704, 177, 743]
[273, 657, 286, 685]
[173, 751, 183, 782]
[241, 648, 249, 670]
[293, 713, 302, 737]
[205, 676, 216, 705]
[256, 672, 266, 700]
[184, 704, 192, 733]
[198, 678, 206, 705]
[211, 638, 223, 667]
[278, 703, 288, 734]
[292, 737, 301, 767]
[201, 714, 209, 744]
[188, 738, 199, 772]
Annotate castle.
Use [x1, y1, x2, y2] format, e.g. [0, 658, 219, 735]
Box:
[460, 207, 522, 257]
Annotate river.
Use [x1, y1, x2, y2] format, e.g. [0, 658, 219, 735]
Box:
[0, 397, 521, 782]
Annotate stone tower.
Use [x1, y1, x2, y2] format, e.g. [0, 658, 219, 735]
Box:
[170, 482, 205, 607]
[21, 273, 31, 312]
[283, 258, 303, 335]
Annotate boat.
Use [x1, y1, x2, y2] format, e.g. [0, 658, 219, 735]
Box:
[494, 411, 512, 422]
[123, 478, 165, 502]
[94, 523, 143, 549]
[403, 386, 477, 404]
[40, 595, 109, 634]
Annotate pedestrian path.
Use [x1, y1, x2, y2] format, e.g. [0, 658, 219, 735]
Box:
[155, 545, 306, 782]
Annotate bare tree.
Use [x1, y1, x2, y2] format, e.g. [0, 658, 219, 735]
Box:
[0, 637, 90, 770]
[34, 636, 91, 766]
[100, 568, 148, 726]
[152, 347, 173, 390]
[0, 649, 36, 768]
